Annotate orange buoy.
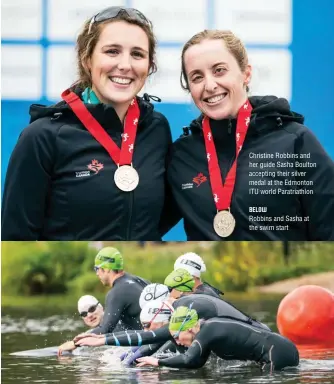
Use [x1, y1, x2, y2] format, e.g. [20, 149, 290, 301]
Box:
[277, 285, 334, 348]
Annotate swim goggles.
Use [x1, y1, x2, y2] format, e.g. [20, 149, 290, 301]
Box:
[93, 257, 116, 272]
[173, 303, 194, 340]
[80, 302, 100, 318]
[142, 302, 173, 329]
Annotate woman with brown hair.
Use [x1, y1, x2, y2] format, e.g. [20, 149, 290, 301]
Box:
[167, 30, 334, 241]
[2, 7, 178, 240]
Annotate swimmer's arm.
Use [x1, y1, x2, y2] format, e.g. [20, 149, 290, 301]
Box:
[105, 325, 171, 346]
[122, 343, 163, 366]
[90, 289, 124, 334]
[153, 340, 179, 356]
[156, 339, 210, 369]
[136, 343, 163, 357]
[58, 340, 76, 356]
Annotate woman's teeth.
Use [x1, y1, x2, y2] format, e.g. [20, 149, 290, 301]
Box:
[206, 94, 226, 103]
[110, 77, 132, 85]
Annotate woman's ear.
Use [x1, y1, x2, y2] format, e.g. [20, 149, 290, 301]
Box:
[244, 64, 252, 86]
[82, 57, 91, 77]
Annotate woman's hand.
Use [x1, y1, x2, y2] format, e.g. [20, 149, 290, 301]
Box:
[75, 336, 104, 347]
[136, 356, 159, 367]
[73, 332, 102, 343]
[57, 340, 76, 357]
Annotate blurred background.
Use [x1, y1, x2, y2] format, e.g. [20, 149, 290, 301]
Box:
[2, 241, 334, 298]
[2, 0, 334, 241]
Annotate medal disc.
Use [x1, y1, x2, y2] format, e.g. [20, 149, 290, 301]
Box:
[114, 165, 139, 192]
[213, 210, 235, 237]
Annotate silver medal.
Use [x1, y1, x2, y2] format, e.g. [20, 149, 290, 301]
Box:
[114, 165, 139, 192]
[213, 210, 236, 237]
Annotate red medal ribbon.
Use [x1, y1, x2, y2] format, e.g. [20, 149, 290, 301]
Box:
[202, 100, 253, 212]
[61, 89, 140, 166]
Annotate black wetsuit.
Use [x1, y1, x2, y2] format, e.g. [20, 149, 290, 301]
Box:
[105, 293, 271, 346]
[158, 318, 299, 371]
[174, 294, 271, 331]
[154, 340, 187, 358]
[91, 273, 149, 334]
[194, 282, 223, 298]
[105, 325, 171, 346]
[125, 288, 227, 362]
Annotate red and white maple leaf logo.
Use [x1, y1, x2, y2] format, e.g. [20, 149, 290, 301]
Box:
[87, 159, 104, 174]
[193, 173, 207, 187]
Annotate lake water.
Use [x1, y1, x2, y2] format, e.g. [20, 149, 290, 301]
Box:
[2, 294, 334, 383]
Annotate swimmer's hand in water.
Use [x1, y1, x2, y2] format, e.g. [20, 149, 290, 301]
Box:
[57, 340, 76, 357]
[75, 336, 104, 347]
[136, 356, 159, 367]
[73, 332, 102, 343]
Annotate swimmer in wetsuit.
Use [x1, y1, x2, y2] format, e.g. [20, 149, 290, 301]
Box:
[120, 273, 194, 366]
[58, 295, 105, 355]
[165, 268, 270, 331]
[121, 265, 230, 364]
[120, 298, 180, 366]
[120, 284, 171, 365]
[137, 306, 299, 371]
[139, 283, 171, 309]
[76, 247, 149, 337]
[75, 269, 271, 352]
[174, 252, 224, 298]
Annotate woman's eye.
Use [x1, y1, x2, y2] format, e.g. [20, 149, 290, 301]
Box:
[215, 67, 226, 74]
[191, 75, 202, 82]
[106, 49, 118, 55]
[132, 51, 144, 58]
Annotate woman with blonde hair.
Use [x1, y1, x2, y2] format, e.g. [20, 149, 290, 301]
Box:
[167, 29, 334, 240]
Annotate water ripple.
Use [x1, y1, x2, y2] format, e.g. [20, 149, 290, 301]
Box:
[1, 315, 83, 334]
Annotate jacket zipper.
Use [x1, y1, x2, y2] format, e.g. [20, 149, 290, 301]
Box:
[228, 119, 232, 134]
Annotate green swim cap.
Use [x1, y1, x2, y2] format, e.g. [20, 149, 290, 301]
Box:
[169, 306, 199, 332]
[164, 268, 195, 292]
[94, 247, 123, 270]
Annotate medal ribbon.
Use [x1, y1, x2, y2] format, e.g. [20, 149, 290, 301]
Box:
[202, 100, 253, 212]
[61, 89, 140, 165]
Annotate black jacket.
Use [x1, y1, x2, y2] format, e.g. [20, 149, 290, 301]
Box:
[2, 94, 178, 240]
[168, 96, 334, 240]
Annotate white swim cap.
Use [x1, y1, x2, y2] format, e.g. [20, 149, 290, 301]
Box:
[174, 252, 206, 278]
[139, 283, 170, 309]
[77, 295, 100, 313]
[140, 299, 174, 323]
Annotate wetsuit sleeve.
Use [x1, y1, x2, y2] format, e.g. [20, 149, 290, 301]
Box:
[153, 340, 187, 357]
[90, 288, 126, 334]
[122, 344, 161, 366]
[136, 343, 162, 357]
[295, 128, 334, 240]
[158, 334, 211, 368]
[1, 121, 57, 240]
[105, 324, 171, 346]
[122, 343, 163, 365]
